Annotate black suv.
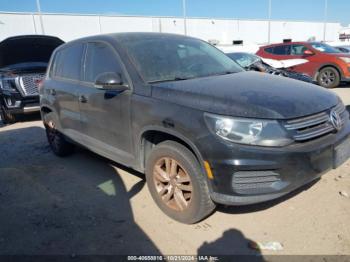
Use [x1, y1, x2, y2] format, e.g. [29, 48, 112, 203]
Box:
[40, 33, 350, 224]
[0, 35, 64, 123]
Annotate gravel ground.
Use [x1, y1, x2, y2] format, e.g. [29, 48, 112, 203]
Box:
[0, 86, 350, 257]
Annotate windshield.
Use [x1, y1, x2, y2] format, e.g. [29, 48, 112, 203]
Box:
[121, 36, 243, 83]
[311, 43, 341, 54]
[226, 53, 261, 68]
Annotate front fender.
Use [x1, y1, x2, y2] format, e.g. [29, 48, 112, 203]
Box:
[138, 125, 205, 164]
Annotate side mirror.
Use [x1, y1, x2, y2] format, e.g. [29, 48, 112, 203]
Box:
[303, 50, 314, 56]
[94, 72, 128, 91]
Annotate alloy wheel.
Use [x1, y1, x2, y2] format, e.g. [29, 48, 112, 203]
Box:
[320, 70, 336, 87]
[153, 157, 193, 211]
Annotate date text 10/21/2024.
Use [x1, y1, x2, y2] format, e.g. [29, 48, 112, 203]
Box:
[127, 256, 220, 261]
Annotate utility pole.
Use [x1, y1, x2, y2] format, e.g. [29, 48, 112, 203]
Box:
[36, 0, 45, 34]
[323, 0, 328, 41]
[268, 0, 272, 43]
[182, 0, 187, 35]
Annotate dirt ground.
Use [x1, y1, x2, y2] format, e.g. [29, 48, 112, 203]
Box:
[0, 87, 350, 257]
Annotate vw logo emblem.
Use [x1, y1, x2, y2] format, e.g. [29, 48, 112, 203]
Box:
[330, 110, 342, 131]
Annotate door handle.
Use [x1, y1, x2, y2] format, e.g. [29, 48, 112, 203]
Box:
[78, 95, 88, 103]
[50, 89, 56, 96]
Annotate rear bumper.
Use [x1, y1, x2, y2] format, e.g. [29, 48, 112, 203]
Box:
[197, 120, 350, 206]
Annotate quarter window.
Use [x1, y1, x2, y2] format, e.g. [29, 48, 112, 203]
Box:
[84, 42, 123, 83]
[265, 47, 274, 54]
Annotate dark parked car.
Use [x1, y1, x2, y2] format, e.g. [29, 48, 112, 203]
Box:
[335, 46, 350, 53]
[40, 33, 350, 224]
[0, 35, 64, 123]
[226, 52, 313, 83]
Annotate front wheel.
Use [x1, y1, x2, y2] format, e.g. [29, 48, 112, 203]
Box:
[0, 106, 17, 124]
[145, 141, 216, 224]
[317, 67, 340, 89]
[44, 118, 74, 157]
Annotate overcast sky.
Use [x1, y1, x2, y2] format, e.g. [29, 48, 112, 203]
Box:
[0, 0, 349, 26]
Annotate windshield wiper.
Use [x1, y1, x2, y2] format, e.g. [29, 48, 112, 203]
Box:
[148, 76, 191, 84]
[204, 71, 237, 77]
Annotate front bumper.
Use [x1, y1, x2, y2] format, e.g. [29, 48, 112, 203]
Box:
[198, 120, 350, 206]
[0, 91, 40, 114]
[341, 68, 350, 81]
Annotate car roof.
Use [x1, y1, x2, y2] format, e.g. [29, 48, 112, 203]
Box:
[55, 32, 202, 54]
[261, 41, 315, 48]
[61, 32, 198, 46]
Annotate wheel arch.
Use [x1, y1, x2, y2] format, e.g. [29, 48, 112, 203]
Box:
[40, 105, 62, 131]
[138, 127, 205, 173]
[314, 63, 343, 81]
[40, 105, 53, 115]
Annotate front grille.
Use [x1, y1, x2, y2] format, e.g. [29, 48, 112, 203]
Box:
[284, 103, 347, 142]
[17, 73, 45, 96]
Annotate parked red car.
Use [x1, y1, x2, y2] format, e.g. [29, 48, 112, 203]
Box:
[257, 42, 350, 88]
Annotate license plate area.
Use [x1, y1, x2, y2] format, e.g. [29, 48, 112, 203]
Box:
[334, 136, 350, 168]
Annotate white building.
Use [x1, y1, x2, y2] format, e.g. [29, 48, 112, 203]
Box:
[0, 12, 342, 46]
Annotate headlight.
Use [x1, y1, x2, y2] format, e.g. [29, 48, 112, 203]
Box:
[0, 79, 17, 92]
[204, 113, 293, 147]
[339, 57, 350, 64]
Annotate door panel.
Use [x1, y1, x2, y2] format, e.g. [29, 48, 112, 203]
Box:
[48, 43, 84, 135]
[50, 79, 81, 133]
[77, 41, 134, 164]
[288, 44, 319, 78]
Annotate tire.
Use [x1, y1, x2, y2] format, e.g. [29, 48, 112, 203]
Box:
[44, 117, 74, 157]
[0, 106, 17, 124]
[145, 141, 216, 224]
[317, 67, 340, 89]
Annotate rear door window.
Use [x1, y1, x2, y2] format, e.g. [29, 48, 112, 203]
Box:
[84, 42, 123, 83]
[54, 43, 84, 81]
[272, 45, 291, 55]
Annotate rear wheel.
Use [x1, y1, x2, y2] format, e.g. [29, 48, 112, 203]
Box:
[145, 141, 216, 224]
[44, 118, 74, 157]
[317, 67, 340, 89]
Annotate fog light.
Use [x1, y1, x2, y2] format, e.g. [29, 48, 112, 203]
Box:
[6, 98, 12, 106]
[5, 98, 21, 108]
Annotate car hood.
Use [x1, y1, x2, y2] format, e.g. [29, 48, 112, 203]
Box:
[0, 62, 47, 74]
[151, 71, 339, 120]
[0, 35, 64, 69]
[327, 52, 350, 58]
